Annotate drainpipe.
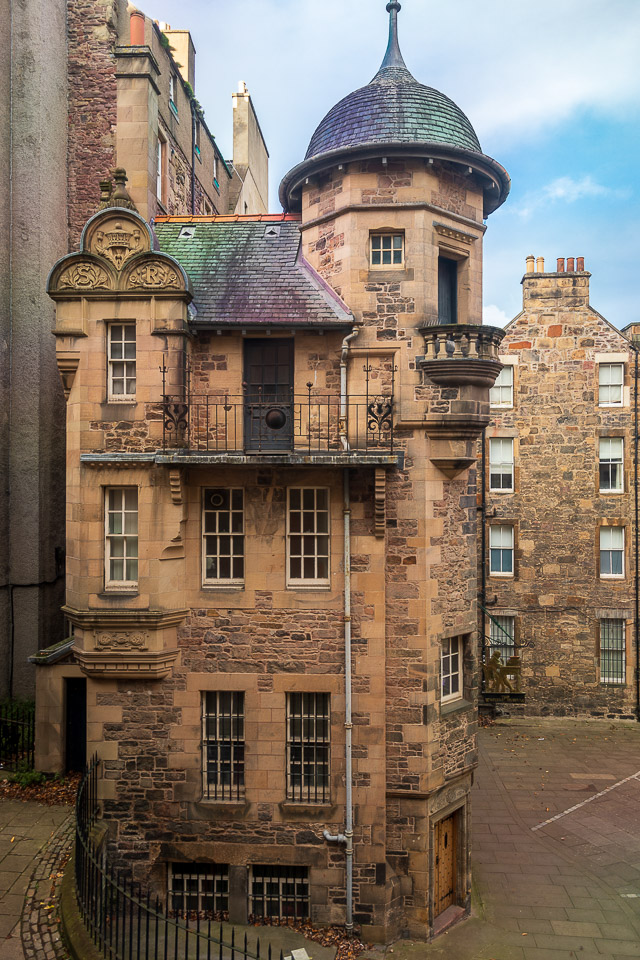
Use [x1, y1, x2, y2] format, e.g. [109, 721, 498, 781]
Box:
[480, 430, 487, 666]
[339, 326, 360, 450]
[323, 468, 354, 935]
[190, 100, 197, 214]
[634, 347, 639, 721]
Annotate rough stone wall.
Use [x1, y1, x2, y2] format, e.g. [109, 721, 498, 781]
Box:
[67, 0, 119, 245]
[485, 268, 637, 718]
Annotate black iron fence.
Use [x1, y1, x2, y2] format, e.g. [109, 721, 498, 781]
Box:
[75, 757, 285, 960]
[0, 700, 35, 771]
[161, 390, 394, 454]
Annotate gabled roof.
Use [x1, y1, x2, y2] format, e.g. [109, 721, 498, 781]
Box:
[154, 215, 353, 328]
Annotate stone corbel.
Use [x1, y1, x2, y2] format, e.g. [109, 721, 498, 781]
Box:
[169, 469, 184, 504]
[374, 468, 386, 537]
[56, 353, 80, 401]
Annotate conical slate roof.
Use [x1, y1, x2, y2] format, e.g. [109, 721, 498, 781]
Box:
[305, 2, 481, 160]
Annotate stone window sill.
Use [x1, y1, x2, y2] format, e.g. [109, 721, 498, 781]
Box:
[98, 590, 140, 599]
[279, 801, 336, 818]
[441, 697, 472, 717]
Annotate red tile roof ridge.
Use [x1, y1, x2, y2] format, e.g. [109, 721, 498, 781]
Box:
[154, 213, 302, 223]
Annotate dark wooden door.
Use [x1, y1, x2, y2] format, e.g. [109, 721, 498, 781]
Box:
[65, 677, 87, 772]
[243, 339, 294, 450]
[434, 814, 456, 917]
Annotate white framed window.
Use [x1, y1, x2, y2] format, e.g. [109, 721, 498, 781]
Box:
[490, 365, 514, 408]
[441, 636, 462, 703]
[489, 524, 514, 575]
[105, 487, 138, 587]
[202, 489, 244, 584]
[489, 438, 514, 491]
[600, 526, 624, 577]
[488, 615, 516, 664]
[202, 691, 244, 800]
[598, 363, 624, 406]
[169, 863, 229, 916]
[600, 619, 626, 684]
[250, 865, 309, 920]
[287, 488, 329, 585]
[286, 692, 329, 802]
[108, 324, 136, 400]
[599, 438, 623, 492]
[370, 233, 404, 267]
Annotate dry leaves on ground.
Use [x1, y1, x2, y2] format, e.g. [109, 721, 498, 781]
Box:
[0, 772, 80, 805]
[250, 917, 368, 960]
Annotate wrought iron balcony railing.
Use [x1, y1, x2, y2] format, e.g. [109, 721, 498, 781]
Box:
[161, 389, 395, 454]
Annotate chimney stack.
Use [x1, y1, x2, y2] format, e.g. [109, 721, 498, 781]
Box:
[577, 257, 585, 271]
[536, 257, 545, 273]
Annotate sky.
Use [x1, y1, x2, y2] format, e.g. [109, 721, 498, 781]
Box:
[147, 0, 640, 329]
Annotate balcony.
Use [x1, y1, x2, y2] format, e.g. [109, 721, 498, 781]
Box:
[156, 388, 399, 467]
[420, 324, 504, 387]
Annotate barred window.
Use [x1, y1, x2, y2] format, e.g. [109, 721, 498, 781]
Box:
[203, 489, 244, 583]
[287, 488, 329, 584]
[202, 692, 244, 800]
[489, 438, 514, 491]
[286, 692, 329, 802]
[250, 865, 309, 920]
[600, 526, 624, 577]
[489, 524, 514, 575]
[441, 636, 462, 703]
[599, 438, 623, 492]
[490, 366, 513, 408]
[598, 363, 623, 406]
[105, 488, 138, 586]
[108, 324, 136, 399]
[489, 615, 516, 664]
[168, 863, 229, 916]
[600, 619, 625, 684]
[370, 233, 404, 267]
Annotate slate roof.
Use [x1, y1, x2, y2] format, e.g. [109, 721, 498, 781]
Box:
[154, 216, 353, 328]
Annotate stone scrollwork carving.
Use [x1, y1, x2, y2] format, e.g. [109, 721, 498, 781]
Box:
[96, 632, 149, 650]
[127, 261, 180, 290]
[58, 262, 111, 290]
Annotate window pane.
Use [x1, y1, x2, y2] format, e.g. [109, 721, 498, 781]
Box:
[203, 489, 244, 582]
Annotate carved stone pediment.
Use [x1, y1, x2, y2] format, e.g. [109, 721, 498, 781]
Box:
[87, 215, 147, 268]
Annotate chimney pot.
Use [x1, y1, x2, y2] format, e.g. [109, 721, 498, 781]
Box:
[577, 257, 585, 271]
[567, 257, 575, 272]
[130, 10, 145, 46]
[526, 255, 535, 273]
[557, 258, 565, 273]
[536, 257, 545, 273]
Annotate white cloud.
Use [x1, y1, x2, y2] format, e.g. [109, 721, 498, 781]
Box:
[483, 304, 512, 328]
[512, 175, 615, 219]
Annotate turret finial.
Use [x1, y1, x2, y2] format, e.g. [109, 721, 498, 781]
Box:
[380, 1, 407, 71]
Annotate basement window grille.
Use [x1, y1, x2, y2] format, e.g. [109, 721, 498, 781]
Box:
[168, 863, 229, 916]
[286, 692, 329, 803]
[249, 865, 309, 919]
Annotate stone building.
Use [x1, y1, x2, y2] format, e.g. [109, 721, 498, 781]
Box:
[0, 0, 268, 697]
[481, 255, 638, 719]
[39, 1, 509, 942]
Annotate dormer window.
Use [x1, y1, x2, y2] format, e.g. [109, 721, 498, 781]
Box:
[370, 233, 404, 268]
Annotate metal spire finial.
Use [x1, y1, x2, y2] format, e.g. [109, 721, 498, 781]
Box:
[380, 1, 407, 71]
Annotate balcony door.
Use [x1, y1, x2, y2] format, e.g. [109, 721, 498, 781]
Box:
[244, 339, 294, 451]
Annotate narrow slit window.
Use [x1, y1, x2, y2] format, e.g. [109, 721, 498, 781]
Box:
[441, 636, 462, 703]
[438, 255, 458, 323]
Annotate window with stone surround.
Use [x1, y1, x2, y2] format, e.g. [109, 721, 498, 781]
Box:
[488, 615, 516, 664]
[286, 692, 329, 802]
[202, 691, 244, 800]
[105, 487, 138, 588]
[156, 133, 167, 205]
[599, 438, 624, 492]
[489, 438, 514, 491]
[441, 635, 462, 703]
[490, 365, 513, 408]
[370, 232, 404, 268]
[202, 489, 244, 584]
[287, 488, 329, 586]
[599, 619, 626, 684]
[598, 363, 624, 406]
[108, 324, 136, 400]
[169, 72, 178, 116]
[600, 526, 624, 578]
[168, 863, 229, 916]
[250, 865, 309, 919]
[489, 524, 514, 576]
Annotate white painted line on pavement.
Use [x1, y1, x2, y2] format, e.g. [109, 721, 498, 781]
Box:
[531, 770, 640, 832]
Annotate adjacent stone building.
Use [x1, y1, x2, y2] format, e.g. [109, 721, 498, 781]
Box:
[39, 1, 510, 942]
[1, 0, 268, 697]
[481, 256, 638, 719]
